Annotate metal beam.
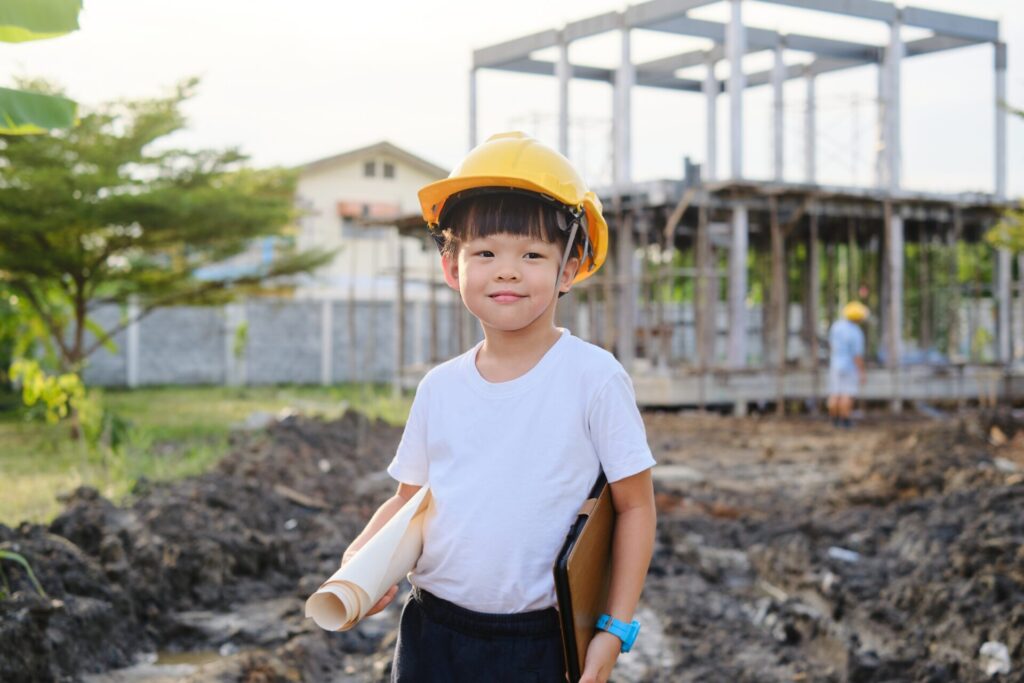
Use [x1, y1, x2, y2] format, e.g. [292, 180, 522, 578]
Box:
[637, 46, 722, 73]
[904, 34, 976, 57]
[635, 71, 705, 91]
[902, 6, 998, 43]
[564, 11, 621, 43]
[755, 0, 897, 23]
[498, 58, 614, 82]
[758, 0, 997, 42]
[784, 34, 877, 61]
[626, 0, 719, 29]
[473, 29, 559, 69]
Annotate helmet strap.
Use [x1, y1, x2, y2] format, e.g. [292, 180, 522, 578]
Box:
[555, 219, 580, 299]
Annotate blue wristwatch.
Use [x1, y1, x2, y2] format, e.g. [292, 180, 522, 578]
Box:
[595, 614, 641, 653]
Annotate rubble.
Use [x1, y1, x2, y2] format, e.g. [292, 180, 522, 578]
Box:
[0, 409, 1021, 682]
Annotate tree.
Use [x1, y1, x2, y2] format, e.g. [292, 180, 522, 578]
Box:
[0, 78, 331, 375]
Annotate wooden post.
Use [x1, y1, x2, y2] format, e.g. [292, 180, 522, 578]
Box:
[806, 211, 821, 412]
[919, 224, 932, 350]
[948, 208, 962, 360]
[884, 200, 904, 413]
[825, 224, 837, 327]
[769, 196, 787, 414]
[695, 204, 712, 369]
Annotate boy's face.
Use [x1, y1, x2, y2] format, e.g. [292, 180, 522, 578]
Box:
[442, 232, 578, 335]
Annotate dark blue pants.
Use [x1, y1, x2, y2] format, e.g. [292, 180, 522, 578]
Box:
[391, 586, 567, 682]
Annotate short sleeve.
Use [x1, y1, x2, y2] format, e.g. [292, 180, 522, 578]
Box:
[852, 327, 866, 357]
[387, 382, 430, 486]
[587, 371, 656, 483]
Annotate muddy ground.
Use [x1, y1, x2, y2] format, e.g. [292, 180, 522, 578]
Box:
[1, 408, 1022, 682]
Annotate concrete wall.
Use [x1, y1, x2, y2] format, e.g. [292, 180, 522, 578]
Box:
[82, 298, 468, 387]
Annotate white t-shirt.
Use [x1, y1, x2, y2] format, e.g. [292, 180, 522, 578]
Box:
[387, 328, 656, 613]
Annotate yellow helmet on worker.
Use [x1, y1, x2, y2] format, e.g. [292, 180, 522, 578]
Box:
[418, 131, 608, 284]
[843, 301, 870, 322]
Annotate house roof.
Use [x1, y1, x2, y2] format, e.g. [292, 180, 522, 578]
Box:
[299, 141, 448, 179]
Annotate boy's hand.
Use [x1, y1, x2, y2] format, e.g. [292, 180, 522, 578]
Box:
[580, 631, 621, 683]
[366, 584, 399, 617]
[341, 548, 399, 617]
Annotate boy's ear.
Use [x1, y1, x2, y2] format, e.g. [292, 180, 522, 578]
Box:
[441, 255, 460, 292]
[558, 256, 580, 294]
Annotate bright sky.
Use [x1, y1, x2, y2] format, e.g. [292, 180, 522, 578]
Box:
[3, 0, 1022, 195]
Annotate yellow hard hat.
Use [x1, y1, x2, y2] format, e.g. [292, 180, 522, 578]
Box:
[843, 301, 869, 322]
[418, 131, 608, 284]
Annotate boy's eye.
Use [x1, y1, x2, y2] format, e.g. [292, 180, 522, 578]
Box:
[477, 250, 494, 258]
[524, 252, 544, 260]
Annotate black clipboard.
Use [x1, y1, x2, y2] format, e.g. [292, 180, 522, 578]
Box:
[554, 473, 614, 683]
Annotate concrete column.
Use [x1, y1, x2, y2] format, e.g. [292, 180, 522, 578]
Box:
[726, 0, 746, 180]
[995, 42, 1011, 362]
[805, 72, 816, 184]
[885, 17, 902, 190]
[557, 34, 571, 157]
[772, 39, 785, 182]
[126, 295, 140, 388]
[998, 247, 1012, 363]
[614, 22, 634, 187]
[703, 53, 718, 182]
[320, 298, 333, 386]
[468, 68, 478, 150]
[875, 61, 887, 188]
[996, 42, 1008, 198]
[885, 202, 903, 411]
[728, 203, 748, 367]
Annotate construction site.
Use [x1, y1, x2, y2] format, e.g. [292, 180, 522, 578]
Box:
[1, 1, 1022, 682]
[388, 0, 1018, 415]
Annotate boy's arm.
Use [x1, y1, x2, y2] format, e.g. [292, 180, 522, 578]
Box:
[340, 482, 422, 616]
[580, 468, 656, 683]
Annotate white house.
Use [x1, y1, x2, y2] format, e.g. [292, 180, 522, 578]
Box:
[295, 141, 449, 301]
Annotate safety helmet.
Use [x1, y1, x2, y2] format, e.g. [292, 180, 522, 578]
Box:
[843, 301, 870, 322]
[418, 131, 608, 284]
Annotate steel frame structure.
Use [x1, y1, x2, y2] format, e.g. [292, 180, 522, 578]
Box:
[468, 1, 1013, 393]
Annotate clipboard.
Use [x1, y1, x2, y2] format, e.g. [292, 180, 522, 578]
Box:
[554, 473, 614, 683]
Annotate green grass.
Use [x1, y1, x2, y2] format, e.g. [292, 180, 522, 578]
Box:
[0, 384, 412, 526]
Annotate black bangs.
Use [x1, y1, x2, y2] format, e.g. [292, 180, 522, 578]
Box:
[440, 193, 565, 258]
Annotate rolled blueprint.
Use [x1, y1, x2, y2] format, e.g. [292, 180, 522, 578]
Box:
[305, 486, 431, 631]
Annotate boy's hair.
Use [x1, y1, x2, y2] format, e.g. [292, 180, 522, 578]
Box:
[439, 192, 582, 261]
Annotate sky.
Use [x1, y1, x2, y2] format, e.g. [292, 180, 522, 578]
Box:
[3, 0, 1023, 196]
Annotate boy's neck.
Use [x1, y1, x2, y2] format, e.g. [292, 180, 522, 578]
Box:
[475, 323, 563, 383]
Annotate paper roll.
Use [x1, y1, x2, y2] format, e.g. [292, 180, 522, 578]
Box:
[305, 486, 431, 631]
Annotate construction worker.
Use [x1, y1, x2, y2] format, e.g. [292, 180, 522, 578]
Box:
[339, 132, 656, 683]
[828, 301, 869, 427]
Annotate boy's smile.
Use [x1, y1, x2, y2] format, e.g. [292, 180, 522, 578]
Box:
[443, 233, 576, 336]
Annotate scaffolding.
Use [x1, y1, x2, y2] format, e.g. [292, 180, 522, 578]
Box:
[404, 0, 1016, 410]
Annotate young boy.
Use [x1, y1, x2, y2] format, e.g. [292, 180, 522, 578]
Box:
[342, 132, 657, 683]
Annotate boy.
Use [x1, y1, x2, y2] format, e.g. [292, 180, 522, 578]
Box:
[342, 132, 657, 683]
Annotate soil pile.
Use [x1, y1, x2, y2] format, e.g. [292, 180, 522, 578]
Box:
[1, 412, 402, 682]
[1, 409, 1022, 682]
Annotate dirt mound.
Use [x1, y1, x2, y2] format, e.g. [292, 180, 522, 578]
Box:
[0, 411, 402, 682]
[2, 409, 1023, 682]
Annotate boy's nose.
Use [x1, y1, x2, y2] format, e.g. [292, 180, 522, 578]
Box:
[495, 262, 520, 280]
